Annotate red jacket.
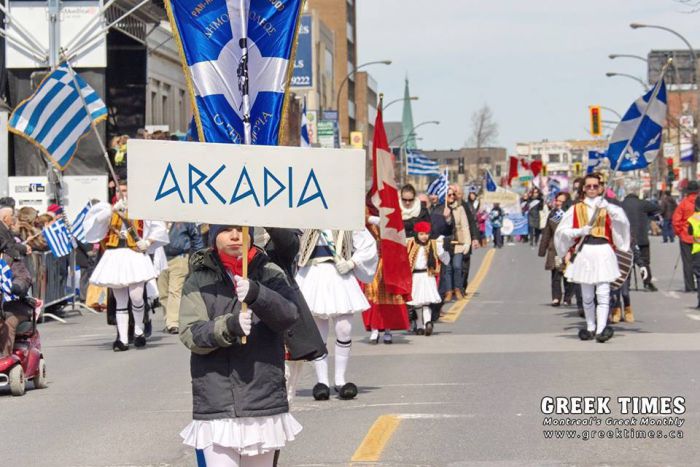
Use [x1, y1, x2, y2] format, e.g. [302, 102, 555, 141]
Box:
[672, 193, 697, 244]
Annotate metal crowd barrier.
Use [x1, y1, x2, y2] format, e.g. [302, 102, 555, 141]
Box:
[24, 250, 97, 323]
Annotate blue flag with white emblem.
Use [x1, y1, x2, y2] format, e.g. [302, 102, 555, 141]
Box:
[587, 150, 606, 174]
[606, 79, 667, 172]
[165, 0, 303, 145]
[485, 170, 497, 192]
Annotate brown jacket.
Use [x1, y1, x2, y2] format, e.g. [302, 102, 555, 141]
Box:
[538, 216, 560, 271]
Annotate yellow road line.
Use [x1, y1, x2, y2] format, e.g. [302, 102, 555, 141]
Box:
[350, 414, 401, 463]
[440, 248, 496, 323]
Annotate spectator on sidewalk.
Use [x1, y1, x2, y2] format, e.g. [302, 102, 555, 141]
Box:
[672, 181, 699, 292]
[157, 222, 204, 334]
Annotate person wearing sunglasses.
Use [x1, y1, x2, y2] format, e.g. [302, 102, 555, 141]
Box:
[554, 173, 630, 343]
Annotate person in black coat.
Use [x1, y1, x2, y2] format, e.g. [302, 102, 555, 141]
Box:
[622, 193, 661, 291]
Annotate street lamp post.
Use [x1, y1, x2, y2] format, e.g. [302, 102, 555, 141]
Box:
[335, 59, 391, 147]
[630, 22, 698, 179]
[605, 72, 648, 90]
[383, 96, 418, 111]
[609, 53, 648, 63]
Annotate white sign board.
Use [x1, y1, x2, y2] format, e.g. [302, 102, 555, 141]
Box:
[9, 175, 108, 219]
[127, 140, 366, 230]
[481, 189, 520, 207]
[6, 1, 106, 69]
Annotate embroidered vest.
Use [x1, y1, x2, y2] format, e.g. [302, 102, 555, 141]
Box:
[407, 238, 440, 277]
[573, 202, 613, 244]
[102, 212, 143, 251]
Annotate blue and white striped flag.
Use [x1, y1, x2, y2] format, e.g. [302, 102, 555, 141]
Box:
[407, 151, 440, 175]
[42, 218, 74, 258]
[427, 171, 449, 203]
[606, 78, 667, 172]
[300, 99, 310, 148]
[9, 64, 107, 170]
[71, 202, 91, 243]
[0, 258, 16, 302]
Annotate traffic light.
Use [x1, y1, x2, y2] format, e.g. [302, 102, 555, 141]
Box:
[541, 164, 548, 177]
[573, 162, 582, 176]
[589, 105, 601, 136]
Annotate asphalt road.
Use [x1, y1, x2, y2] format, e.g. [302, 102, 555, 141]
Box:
[1, 236, 699, 466]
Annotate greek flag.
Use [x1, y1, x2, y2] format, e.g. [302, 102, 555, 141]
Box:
[587, 150, 606, 174]
[485, 170, 497, 192]
[166, 0, 304, 145]
[71, 202, 91, 243]
[0, 258, 16, 302]
[300, 99, 310, 147]
[407, 151, 440, 175]
[42, 218, 74, 258]
[607, 78, 667, 172]
[427, 171, 449, 203]
[8, 64, 107, 170]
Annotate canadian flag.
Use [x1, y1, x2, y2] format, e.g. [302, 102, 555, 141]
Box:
[367, 106, 412, 296]
[508, 156, 543, 185]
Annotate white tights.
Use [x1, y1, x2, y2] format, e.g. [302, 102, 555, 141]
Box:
[313, 314, 353, 387]
[415, 306, 432, 329]
[581, 282, 610, 335]
[201, 445, 274, 467]
[112, 282, 146, 344]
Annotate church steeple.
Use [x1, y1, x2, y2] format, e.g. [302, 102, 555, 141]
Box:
[401, 76, 417, 150]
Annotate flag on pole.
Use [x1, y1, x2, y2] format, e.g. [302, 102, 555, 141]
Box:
[0, 258, 17, 302]
[426, 171, 449, 203]
[8, 64, 107, 170]
[587, 150, 606, 174]
[485, 170, 498, 192]
[368, 106, 413, 296]
[300, 99, 310, 148]
[606, 78, 667, 172]
[508, 156, 543, 185]
[165, 0, 304, 145]
[407, 150, 440, 175]
[42, 218, 74, 258]
[71, 202, 91, 243]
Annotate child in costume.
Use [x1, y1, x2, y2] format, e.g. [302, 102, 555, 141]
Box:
[84, 182, 168, 351]
[406, 221, 449, 336]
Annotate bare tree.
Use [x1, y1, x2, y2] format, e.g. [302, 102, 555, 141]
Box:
[467, 104, 499, 148]
[673, 0, 700, 13]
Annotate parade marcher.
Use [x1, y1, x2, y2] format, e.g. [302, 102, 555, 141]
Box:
[527, 188, 544, 246]
[399, 184, 430, 238]
[157, 222, 204, 334]
[686, 197, 700, 308]
[262, 227, 327, 403]
[178, 225, 302, 466]
[362, 211, 410, 344]
[296, 228, 377, 400]
[660, 191, 677, 243]
[489, 203, 505, 248]
[622, 193, 660, 292]
[538, 192, 572, 306]
[84, 181, 169, 351]
[442, 186, 479, 301]
[406, 222, 449, 336]
[672, 181, 699, 292]
[427, 194, 454, 322]
[555, 173, 631, 342]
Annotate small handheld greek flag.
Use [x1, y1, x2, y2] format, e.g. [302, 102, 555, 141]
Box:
[71, 202, 91, 243]
[427, 171, 449, 203]
[42, 218, 74, 258]
[9, 64, 107, 171]
[407, 151, 440, 175]
[0, 258, 16, 302]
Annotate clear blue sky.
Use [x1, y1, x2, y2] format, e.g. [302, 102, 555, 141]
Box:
[357, 0, 700, 153]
